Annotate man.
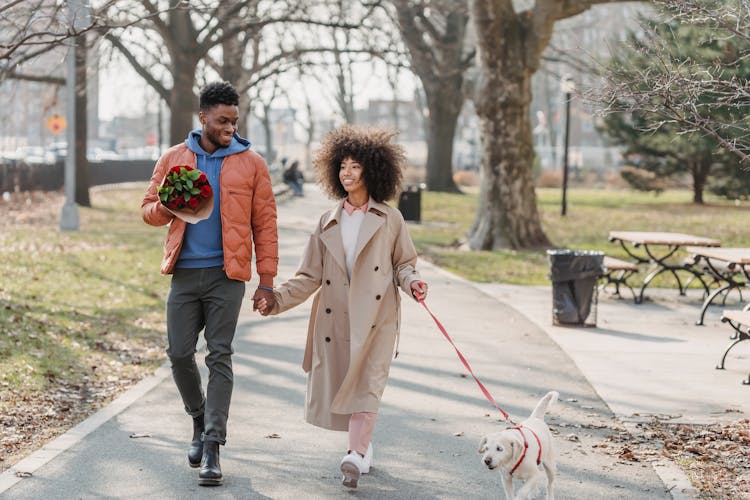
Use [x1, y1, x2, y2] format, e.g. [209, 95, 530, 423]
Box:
[141, 81, 277, 486]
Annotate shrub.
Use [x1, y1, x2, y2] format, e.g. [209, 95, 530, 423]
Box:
[619, 165, 665, 194]
[536, 169, 562, 188]
[453, 170, 479, 187]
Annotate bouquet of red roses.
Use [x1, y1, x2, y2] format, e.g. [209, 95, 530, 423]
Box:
[158, 165, 214, 223]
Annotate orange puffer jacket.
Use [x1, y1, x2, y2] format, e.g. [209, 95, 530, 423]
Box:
[141, 143, 278, 285]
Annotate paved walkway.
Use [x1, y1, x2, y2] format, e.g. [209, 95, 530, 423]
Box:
[2, 184, 746, 499]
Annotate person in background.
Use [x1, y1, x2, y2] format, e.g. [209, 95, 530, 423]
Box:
[256, 125, 427, 489]
[282, 159, 305, 196]
[141, 81, 278, 487]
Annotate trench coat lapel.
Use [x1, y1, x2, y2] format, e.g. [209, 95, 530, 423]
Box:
[353, 199, 386, 263]
[318, 203, 348, 276]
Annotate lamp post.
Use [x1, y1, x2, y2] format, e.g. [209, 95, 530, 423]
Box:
[59, 3, 78, 231]
[60, 0, 88, 231]
[560, 75, 575, 217]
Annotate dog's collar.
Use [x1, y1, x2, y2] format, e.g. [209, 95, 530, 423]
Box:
[509, 425, 542, 476]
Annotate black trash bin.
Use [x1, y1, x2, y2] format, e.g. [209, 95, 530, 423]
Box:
[547, 249, 605, 327]
[398, 184, 423, 222]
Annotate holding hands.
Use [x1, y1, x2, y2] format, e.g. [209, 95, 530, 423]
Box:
[253, 286, 275, 316]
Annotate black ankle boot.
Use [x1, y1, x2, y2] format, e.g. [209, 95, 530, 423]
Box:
[187, 415, 204, 468]
[198, 441, 222, 486]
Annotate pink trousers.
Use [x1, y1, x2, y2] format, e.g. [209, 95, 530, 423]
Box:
[348, 412, 376, 456]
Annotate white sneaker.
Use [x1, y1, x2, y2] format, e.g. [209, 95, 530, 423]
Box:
[340, 452, 364, 488]
[361, 443, 373, 474]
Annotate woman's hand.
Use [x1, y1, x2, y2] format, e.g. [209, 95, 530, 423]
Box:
[255, 297, 269, 315]
[410, 280, 428, 301]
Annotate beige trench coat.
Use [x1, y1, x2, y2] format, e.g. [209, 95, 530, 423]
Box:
[271, 199, 421, 431]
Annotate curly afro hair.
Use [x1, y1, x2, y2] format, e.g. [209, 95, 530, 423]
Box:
[313, 125, 405, 203]
[199, 81, 239, 110]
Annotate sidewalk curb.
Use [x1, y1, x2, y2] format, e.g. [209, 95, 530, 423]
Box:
[0, 363, 172, 495]
[418, 259, 699, 500]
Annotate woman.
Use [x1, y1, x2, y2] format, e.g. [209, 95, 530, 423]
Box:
[256, 125, 428, 488]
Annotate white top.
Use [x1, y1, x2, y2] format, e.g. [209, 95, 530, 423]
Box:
[340, 209, 365, 279]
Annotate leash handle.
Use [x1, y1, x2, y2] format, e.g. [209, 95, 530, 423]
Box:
[418, 299, 513, 423]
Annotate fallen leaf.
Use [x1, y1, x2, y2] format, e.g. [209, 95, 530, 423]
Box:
[265, 433, 281, 439]
[129, 433, 152, 439]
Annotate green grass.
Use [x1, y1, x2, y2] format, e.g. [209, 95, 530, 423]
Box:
[0, 188, 169, 392]
[411, 188, 750, 285]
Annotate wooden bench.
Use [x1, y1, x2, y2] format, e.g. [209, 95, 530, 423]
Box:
[718, 309, 750, 385]
[600, 256, 640, 301]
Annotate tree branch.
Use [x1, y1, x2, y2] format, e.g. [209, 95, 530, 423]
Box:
[105, 32, 169, 100]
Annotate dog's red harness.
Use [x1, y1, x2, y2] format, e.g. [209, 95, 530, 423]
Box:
[509, 426, 542, 476]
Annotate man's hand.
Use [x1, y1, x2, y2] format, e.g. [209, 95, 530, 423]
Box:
[410, 280, 428, 301]
[253, 287, 276, 316]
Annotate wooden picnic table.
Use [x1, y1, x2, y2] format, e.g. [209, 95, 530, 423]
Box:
[608, 231, 721, 304]
[685, 246, 750, 325]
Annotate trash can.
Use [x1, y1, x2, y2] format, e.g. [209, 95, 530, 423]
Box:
[547, 249, 605, 327]
[398, 184, 423, 222]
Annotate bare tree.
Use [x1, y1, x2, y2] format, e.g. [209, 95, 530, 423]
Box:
[591, 0, 750, 167]
[389, 0, 474, 192]
[1, 0, 100, 205]
[102, 0, 374, 144]
[250, 76, 285, 164]
[0, 0, 98, 76]
[468, 0, 635, 250]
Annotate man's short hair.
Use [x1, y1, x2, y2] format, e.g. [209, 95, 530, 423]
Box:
[199, 81, 239, 110]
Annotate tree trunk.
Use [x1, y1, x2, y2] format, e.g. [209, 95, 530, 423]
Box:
[468, 8, 550, 250]
[691, 159, 708, 204]
[169, 59, 196, 144]
[261, 104, 276, 165]
[74, 33, 90, 207]
[424, 87, 461, 192]
[221, 13, 249, 136]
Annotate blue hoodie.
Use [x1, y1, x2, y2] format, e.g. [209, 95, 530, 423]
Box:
[176, 129, 251, 269]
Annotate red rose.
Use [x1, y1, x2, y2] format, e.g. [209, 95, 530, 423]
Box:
[170, 165, 184, 174]
[200, 185, 212, 198]
[197, 173, 207, 184]
[167, 198, 181, 209]
[187, 196, 200, 208]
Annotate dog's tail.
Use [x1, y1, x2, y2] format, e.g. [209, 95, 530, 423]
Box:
[530, 391, 559, 420]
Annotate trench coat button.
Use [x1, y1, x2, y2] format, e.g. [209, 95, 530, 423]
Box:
[325, 336, 331, 342]
[374, 266, 379, 271]
[376, 295, 381, 300]
[325, 307, 331, 313]
[326, 279, 331, 285]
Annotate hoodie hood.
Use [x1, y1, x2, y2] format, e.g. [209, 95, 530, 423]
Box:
[185, 129, 251, 158]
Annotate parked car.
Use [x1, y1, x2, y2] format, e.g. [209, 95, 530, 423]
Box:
[16, 146, 55, 164]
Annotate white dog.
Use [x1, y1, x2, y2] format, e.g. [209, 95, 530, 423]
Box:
[478, 391, 558, 500]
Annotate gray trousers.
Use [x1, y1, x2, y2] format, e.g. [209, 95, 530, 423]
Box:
[167, 266, 245, 445]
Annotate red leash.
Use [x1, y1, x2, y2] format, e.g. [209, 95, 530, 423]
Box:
[418, 299, 515, 424]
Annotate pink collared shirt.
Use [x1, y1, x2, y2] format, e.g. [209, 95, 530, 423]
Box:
[343, 199, 368, 215]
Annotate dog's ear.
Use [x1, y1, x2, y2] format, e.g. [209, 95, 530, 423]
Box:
[478, 436, 487, 453]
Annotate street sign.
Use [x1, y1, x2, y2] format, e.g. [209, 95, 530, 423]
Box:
[45, 114, 67, 135]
